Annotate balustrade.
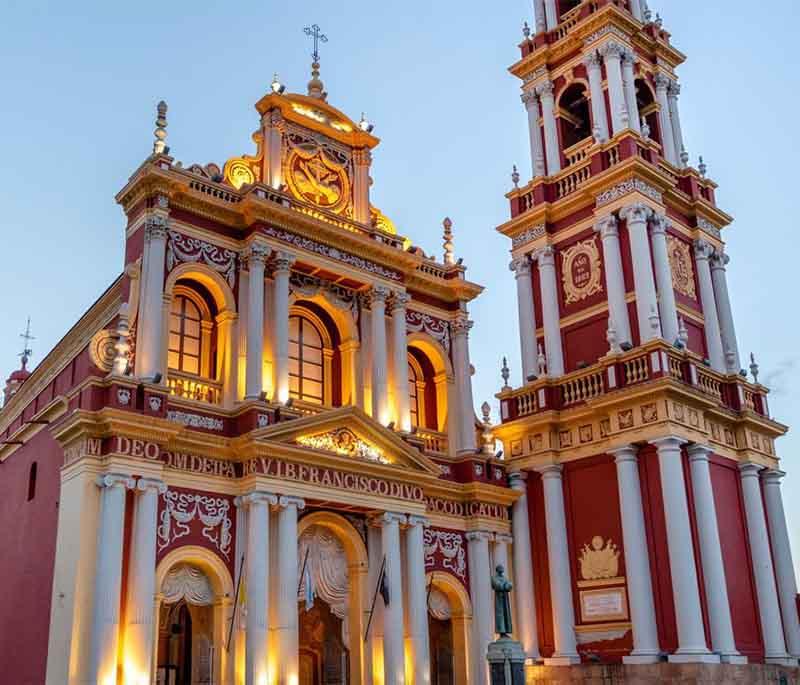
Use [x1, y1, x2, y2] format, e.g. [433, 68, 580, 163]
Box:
[561, 369, 605, 406]
[168, 372, 222, 405]
[415, 428, 449, 456]
[623, 355, 650, 385]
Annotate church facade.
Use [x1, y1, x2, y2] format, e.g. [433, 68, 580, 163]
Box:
[0, 3, 798, 685]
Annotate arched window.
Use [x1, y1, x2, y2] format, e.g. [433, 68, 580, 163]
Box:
[168, 294, 203, 376]
[289, 315, 325, 405]
[558, 83, 592, 153]
[636, 79, 661, 146]
[408, 362, 421, 429]
[558, 0, 581, 18]
[27, 462, 37, 501]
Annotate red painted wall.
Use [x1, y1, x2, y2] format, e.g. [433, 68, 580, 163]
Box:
[563, 314, 609, 373]
[0, 430, 62, 685]
[710, 456, 765, 661]
[563, 455, 632, 661]
[527, 471, 555, 657]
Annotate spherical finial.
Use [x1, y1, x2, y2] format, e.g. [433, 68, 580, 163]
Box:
[307, 61, 326, 100]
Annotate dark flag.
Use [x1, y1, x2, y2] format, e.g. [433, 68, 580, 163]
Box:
[379, 565, 390, 606]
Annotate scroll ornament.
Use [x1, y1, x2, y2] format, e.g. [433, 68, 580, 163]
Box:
[166, 231, 238, 287]
[158, 490, 233, 560]
[424, 528, 467, 583]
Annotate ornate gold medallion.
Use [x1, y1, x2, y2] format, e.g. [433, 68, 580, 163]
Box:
[579, 536, 620, 581]
[667, 235, 696, 299]
[285, 146, 350, 214]
[561, 237, 603, 304]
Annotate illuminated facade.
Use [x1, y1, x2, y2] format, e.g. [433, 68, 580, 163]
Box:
[1, 4, 799, 685]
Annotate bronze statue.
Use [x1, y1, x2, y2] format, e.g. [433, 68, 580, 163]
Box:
[491, 564, 513, 637]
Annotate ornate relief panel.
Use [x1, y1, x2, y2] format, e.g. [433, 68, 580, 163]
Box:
[561, 238, 603, 304]
[284, 129, 352, 215]
[406, 310, 451, 353]
[424, 527, 469, 588]
[667, 235, 697, 299]
[166, 231, 238, 287]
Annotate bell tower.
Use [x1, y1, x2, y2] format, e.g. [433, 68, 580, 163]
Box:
[495, 0, 800, 676]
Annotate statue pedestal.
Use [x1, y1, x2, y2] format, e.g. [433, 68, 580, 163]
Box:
[487, 637, 526, 685]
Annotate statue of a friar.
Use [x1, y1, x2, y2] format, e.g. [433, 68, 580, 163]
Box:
[491, 565, 513, 637]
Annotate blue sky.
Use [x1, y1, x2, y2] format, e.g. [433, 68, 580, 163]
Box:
[2, 1, 799, 574]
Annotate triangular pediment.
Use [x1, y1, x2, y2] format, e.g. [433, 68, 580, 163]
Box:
[252, 405, 442, 476]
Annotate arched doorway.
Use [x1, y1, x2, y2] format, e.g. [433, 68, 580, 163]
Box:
[157, 565, 216, 685]
[154, 547, 235, 685]
[426, 572, 472, 685]
[297, 514, 368, 685]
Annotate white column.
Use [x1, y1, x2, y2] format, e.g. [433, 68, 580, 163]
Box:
[371, 287, 390, 425]
[538, 465, 580, 665]
[391, 293, 412, 432]
[534, 246, 565, 376]
[510, 256, 538, 382]
[136, 216, 169, 381]
[493, 533, 512, 580]
[405, 516, 431, 685]
[452, 315, 477, 453]
[508, 472, 541, 659]
[651, 437, 717, 662]
[353, 148, 372, 225]
[86, 473, 134, 685]
[536, 81, 561, 175]
[239, 491, 277, 685]
[533, 0, 547, 32]
[667, 83, 687, 166]
[544, 0, 558, 30]
[655, 74, 678, 165]
[124, 477, 167, 685]
[276, 496, 305, 685]
[693, 241, 726, 372]
[687, 445, 744, 663]
[274, 252, 294, 404]
[595, 214, 632, 346]
[379, 512, 407, 685]
[467, 531, 494, 684]
[245, 244, 270, 399]
[583, 51, 610, 142]
[621, 203, 661, 342]
[622, 49, 641, 133]
[763, 470, 800, 658]
[601, 42, 628, 134]
[739, 464, 794, 664]
[610, 447, 660, 664]
[522, 91, 546, 177]
[710, 250, 741, 373]
[629, 0, 643, 21]
[650, 214, 680, 344]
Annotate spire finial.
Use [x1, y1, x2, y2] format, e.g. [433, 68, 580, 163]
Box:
[511, 165, 520, 188]
[304, 24, 328, 100]
[19, 317, 34, 371]
[749, 353, 760, 384]
[153, 100, 168, 155]
[501, 357, 511, 390]
[442, 217, 455, 266]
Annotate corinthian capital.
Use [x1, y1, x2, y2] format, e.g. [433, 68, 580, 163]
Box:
[370, 285, 391, 305]
[693, 239, 714, 260]
[620, 202, 653, 225]
[243, 243, 270, 267]
[654, 73, 672, 92]
[649, 213, 670, 236]
[534, 80, 555, 98]
[534, 244, 556, 267]
[509, 255, 532, 277]
[594, 214, 619, 239]
[145, 215, 168, 242]
[521, 90, 538, 109]
[600, 41, 626, 60]
[710, 249, 730, 271]
[389, 291, 411, 313]
[353, 148, 372, 166]
[452, 313, 474, 337]
[668, 81, 681, 99]
[273, 251, 296, 274]
[582, 51, 602, 70]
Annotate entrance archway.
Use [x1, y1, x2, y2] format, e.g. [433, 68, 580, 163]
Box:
[426, 572, 472, 685]
[154, 547, 235, 685]
[297, 512, 369, 685]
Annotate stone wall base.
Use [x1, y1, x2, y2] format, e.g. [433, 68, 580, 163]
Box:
[524, 662, 799, 684]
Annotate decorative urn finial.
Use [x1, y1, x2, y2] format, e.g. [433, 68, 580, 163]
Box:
[442, 217, 455, 265]
[153, 100, 168, 155]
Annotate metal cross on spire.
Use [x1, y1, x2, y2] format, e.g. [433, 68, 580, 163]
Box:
[304, 24, 328, 63]
[19, 317, 34, 370]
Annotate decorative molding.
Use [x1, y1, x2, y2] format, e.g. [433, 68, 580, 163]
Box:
[596, 180, 662, 207]
[166, 231, 238, 287]
[166, 409, 224, 431]
[158, 490, 233, 560]
[584, 25, 630, 46]
[561, 237, 603, 304]
[666, 235, 697, 299]
[161, 563, 215, 606]
[579, 536, 621, 581]
[296, 427, 388, 464]
[406, 310, 451, 352]
[511, 223, 546, 249]
[262, 224, 402, 281]
[88, 329, 117, 372]
[424, 528, 467, 584]
[697, 217, 722, 239]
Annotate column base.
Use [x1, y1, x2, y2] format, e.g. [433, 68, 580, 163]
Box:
[765, 656, 798, 667]
[622, 652, 662, 665]
[667, 651, 720, 664]
[719, 653, 748, 665]
[543, 654, 581, 666]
